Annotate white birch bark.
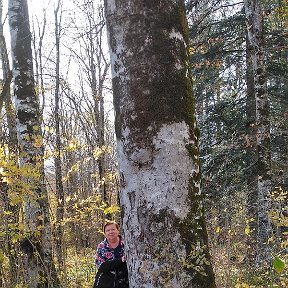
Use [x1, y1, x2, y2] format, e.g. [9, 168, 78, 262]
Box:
[244, 0, 272, 267]
[0, 1, 20, 284]
[8, 0, 59, 286]
[104, 1, 216, 287]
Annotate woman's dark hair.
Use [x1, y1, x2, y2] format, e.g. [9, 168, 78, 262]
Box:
[103, 220, 120, 233]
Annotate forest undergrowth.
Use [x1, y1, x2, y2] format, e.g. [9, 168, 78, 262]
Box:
[57, 193, 288, 288]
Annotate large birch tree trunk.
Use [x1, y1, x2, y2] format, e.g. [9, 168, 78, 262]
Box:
[244, 0, 272, 267]
[104, 1, 216, 287]
[8, 0, 59, 286]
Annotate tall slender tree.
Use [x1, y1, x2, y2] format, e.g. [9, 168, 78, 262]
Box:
[244, 0, 272, 267]
[67, 0, 109, 206]
[245, 27, 258, 264]
[8, 0, 59, 286]
[0, 1, 19, 285]
[104, 0, 216, 287]
[53, 0, 65, 270]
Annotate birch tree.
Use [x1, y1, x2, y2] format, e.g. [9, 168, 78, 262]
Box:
[244, 0, 272, 267]
[104, 0, 216, 287]
[8, 0, 59, 286]
[0, 0, 20, 284]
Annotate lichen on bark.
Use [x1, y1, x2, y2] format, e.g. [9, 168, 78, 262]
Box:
[105, 0, 216, 286]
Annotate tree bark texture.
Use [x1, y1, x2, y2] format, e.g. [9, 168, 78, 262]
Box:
[244, 0, 272, 267]
[245, 29, 258, 264]
[0, 2, 20, 285]
[8, 0, 59, 286]
[104, 1, 216, 287]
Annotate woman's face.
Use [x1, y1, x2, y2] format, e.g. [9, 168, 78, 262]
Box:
[104, 224, 119, 243]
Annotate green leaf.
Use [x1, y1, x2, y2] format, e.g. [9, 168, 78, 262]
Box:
[273, 256, 285, 273]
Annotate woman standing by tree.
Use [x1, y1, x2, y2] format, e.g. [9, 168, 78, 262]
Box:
[104, 0, 216, 286]
[93, 221, 129, 288]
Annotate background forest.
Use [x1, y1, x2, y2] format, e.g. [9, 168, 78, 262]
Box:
[0, 0, 287, 287]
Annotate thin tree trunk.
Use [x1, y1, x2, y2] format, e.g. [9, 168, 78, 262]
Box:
[0, 0, 20, 284]
[87, 3, 108, 206]
[104, 1, 216, 287]
[8, 0, 60, 286]
[54, 0, 65, 271]
[245, 29, 258, 264]
[244, 0, 272, 267]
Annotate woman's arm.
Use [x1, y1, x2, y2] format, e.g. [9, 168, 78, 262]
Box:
[97, 258, 124, 273]
[95, 243, 126, 272]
